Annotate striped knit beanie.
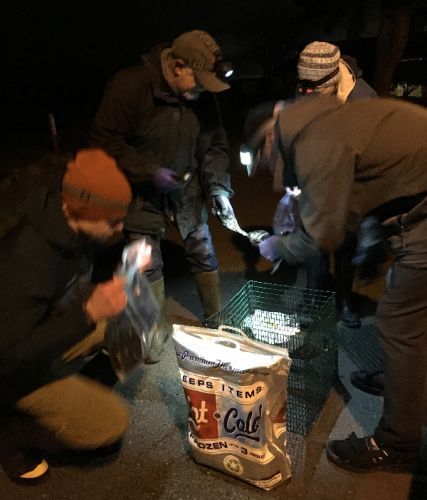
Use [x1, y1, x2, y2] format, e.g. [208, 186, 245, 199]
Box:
[298, 41, 341, 88]
[62, 148, 131, 221]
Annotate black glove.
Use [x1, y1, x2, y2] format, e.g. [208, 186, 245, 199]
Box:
[352, 216, 388, 283]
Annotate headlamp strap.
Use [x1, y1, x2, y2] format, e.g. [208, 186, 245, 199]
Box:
[298, 66, 340, 89]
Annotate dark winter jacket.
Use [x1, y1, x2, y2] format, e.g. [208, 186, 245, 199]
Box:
[271, 96, 427, 264]
[0, 170, 95, 405]
[89, 45, 232, 239]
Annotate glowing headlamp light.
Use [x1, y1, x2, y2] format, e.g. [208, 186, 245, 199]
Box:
[214, 59, 234, 80]
[239, 148, 252, 167]
[239, 144, 259, 177]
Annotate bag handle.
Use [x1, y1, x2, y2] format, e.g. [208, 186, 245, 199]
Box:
[208, 326, 249, 350]
[218, 325, 249, 338]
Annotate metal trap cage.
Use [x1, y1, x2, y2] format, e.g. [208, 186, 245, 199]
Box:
[206, 280, 337, 435]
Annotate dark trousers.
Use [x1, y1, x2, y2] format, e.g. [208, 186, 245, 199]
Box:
[128, 222, 218, 283]
[375, 214, 427, 451]
[305, 232, 357, 309]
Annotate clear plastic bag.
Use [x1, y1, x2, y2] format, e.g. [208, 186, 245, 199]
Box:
[105, 239, 160, 379]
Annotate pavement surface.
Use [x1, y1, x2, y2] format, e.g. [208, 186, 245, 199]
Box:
[1, 148, 427, 500]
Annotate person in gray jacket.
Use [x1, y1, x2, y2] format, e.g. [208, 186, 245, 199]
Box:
[241, 95, 427, 473]
[296, 41, 377, 329]
[89, 30, 234, 325]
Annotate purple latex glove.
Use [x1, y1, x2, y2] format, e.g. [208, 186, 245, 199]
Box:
[152, 168, 182, 193]
[273, 188, 301, 236]
[212, 195, 235, 219]
[259, 235, 286, 262]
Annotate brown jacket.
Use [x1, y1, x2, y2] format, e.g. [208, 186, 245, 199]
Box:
[272, 96, 427, 263]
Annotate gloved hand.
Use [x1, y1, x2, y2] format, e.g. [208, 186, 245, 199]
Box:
[259, 235, 286, 262]
[212, 195, 235, 219]
[152, 168, 182, 193]
[352, 215, 387, 283]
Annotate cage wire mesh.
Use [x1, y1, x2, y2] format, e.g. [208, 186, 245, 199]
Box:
[206, 280, 337, 435]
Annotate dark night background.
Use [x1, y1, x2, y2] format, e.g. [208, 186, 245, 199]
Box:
[2, 1, 427, 156]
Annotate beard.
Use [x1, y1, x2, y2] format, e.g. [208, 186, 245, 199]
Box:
[182, 90, 200, 101]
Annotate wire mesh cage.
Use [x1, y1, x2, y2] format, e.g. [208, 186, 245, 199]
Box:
[206, 280, 337, 435]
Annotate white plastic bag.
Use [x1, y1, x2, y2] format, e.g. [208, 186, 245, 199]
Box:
[105, 240, 160, 379]
[172, 324, 292, 490]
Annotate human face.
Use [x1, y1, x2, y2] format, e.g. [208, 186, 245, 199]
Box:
[72, 218, 125, 242]
[316, 84, 336, 96]
[174, 62, 204, 98]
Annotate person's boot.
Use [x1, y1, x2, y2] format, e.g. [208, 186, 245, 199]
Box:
[0, 415, 50, 486]
[350, 369, 385, 396]
[1, 449, 49, 486]
[146, 277, 170, 363]
[194, 270, 221, 322]
[340, 303, 361, 329]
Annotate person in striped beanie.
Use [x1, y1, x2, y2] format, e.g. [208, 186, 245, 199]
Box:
[297, 41, 377, 101]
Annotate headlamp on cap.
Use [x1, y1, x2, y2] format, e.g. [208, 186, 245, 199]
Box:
[214, 59, 234, 80]
[240, 115, 277, 177]
[239, 143, 260, 177]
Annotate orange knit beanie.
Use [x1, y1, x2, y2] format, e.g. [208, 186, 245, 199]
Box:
[62, 148, 131, 221]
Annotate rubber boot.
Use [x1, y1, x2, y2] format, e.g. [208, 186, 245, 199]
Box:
[147, 277, 170, 364]
[194, 270, 221, 322]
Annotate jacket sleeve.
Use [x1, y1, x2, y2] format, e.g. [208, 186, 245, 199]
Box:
[0, 278, 95, 402]
[89, 69, 160, 185]
[274, 140, 355, 263]
[198, 95, 233, 198]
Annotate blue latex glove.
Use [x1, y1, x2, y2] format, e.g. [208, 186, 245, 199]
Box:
[259, 235, 286, 262]
[152, 168, 182, 193]
[212, 195, 235, 219]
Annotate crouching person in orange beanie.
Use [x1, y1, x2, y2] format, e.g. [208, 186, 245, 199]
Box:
[0, 149, 143, 485]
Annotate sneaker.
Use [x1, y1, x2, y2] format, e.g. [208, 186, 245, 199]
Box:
[2, 450, 49, 486]
[19, 459, 49, 481]
[326, 432, 419, 473]
[350, 370, 384, 397]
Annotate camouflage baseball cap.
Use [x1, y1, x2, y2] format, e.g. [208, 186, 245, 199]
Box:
[171, 30, 230, 92]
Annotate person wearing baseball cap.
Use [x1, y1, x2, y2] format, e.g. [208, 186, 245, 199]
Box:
[89, 30, 235, 330]
[0, 148, 149, 485]
[241, 93, 427, 475]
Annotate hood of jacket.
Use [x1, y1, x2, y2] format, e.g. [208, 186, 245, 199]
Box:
[141, 43, 182, 105]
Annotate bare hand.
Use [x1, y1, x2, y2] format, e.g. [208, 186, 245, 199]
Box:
[85, 276, 127, 322]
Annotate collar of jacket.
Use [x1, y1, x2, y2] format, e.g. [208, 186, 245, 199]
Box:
[277, 95, 343, 150]
[271, 95, 344, 190]
[142, 44, 182, 105]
